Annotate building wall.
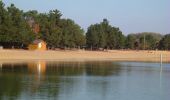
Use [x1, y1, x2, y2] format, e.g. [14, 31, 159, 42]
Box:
[28, 42, 46, 50]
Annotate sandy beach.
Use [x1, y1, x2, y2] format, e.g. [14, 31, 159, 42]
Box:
[0, 49, 169, 62]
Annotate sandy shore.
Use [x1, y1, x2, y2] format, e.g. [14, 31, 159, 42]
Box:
[0, 49, 169, 62]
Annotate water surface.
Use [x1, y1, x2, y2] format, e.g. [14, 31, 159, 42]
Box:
[0, 61, 170, 100]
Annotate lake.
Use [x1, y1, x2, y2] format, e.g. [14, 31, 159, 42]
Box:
[0, 61, 170, 100]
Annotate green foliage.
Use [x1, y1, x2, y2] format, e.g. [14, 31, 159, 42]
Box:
[159, 34, 170, 50]
[59, 19, 85, 48]
[86, 19, 125, 49]
[126, 32, 162, 50]
[0, 1, 169, 50]
[0, 1, 85, 49]
[24, 9, 86, 49]
[125, 34, 136, 49]
[8, 4, 35, 45]
[0, 2, 35, 48]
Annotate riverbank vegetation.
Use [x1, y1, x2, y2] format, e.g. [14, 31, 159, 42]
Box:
[0, 1, 170, 50]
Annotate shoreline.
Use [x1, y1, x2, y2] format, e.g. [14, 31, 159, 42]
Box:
[0, 49, 169, 63]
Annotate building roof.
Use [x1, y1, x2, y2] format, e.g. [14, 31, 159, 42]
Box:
[32, 39, 46, 45]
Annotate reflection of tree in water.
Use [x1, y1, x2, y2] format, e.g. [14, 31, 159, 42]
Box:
[45, 61, 122, 77]
[46, 62, 85, 76]
[44, 61, 122, 100]
[0, 63, 27, 100]
[45, 62, 85, 99]
[85, 61, 122, 76]
[0, 61, 123, 99]
[0, 62, 61, 99]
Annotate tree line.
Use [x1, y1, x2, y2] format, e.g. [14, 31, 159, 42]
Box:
[0, 1, 170, 50]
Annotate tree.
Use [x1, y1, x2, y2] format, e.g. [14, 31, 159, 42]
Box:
[125, 34, 136, 49]
[86, 24, 99, 49]
[159, 34, 170, 50]
[7, 4, 35, 47]
[45, 10, 62, 48]
[47, 27, 62, 48]
[138, 32, 162, 50]
[113, 28, 125, 49]
[0, 2, 35, 48]
[86, 19, 125, 50]
[126, 32, 162, 50]
[59, 19, 85, 48]
[0, 1, 13, 43]
[24, 9, 85, 49]
[1, 1, 168, 50]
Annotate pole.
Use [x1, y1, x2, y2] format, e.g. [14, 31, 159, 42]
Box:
[160, 53, 163, 72]
[144, 34, 145, 50]
[160, 53, 163, 94]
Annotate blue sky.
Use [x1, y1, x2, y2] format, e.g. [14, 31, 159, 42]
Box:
[3, 0, 170, 34]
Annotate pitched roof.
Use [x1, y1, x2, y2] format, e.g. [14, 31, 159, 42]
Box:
[32, 39, 46, 44]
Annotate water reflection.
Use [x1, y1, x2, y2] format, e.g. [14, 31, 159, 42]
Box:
[0, 61, 170, 100]
[0, 61, 121, 100]
[28, 61, 46, 74]
[0, 63, 26, 100]
[85, 62, 121, 76]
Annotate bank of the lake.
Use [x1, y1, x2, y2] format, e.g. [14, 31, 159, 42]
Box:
[0, 49, 169, 62]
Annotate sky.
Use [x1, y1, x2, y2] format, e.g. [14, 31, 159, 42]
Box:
[3, 0, 170, 35]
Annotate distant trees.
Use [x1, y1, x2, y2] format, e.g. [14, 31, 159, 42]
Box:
[159, 34, 170, 50]
[0, 2, 35, 48]
[86, 20, 166, 51]
[0, 1, 170, 50]
[58, 19, 85, 48]
[0, 1, 85, 49]
[7, 4, 35, 47]
[125, 34, 136, 49]
[86, 19, 125, 50]
[24, 9, 85, 49]
[125, 32, 162, 50]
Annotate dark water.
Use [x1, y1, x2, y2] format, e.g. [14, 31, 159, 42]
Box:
[0, 61, 170, 100]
